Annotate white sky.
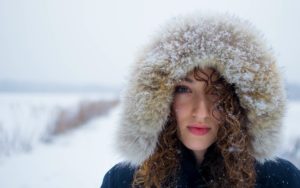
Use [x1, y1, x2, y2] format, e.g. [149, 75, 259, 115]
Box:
[0, 0, 299, 87]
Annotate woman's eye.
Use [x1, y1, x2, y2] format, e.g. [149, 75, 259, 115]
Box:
[174, 85, 190, 94]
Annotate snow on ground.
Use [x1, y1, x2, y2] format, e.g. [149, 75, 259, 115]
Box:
[0, 98, 299, 188]
[0, 104, 122, 188]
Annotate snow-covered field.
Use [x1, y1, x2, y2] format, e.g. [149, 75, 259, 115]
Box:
[0, 106, 122, 188]
[0, 92, 121, 188]
[0, 93, 299, 188]
[0, 92, 118, 156]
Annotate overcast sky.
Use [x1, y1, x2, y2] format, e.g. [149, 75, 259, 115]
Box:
[0, 0, 299, 88]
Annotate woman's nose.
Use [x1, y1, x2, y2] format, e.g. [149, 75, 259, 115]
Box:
[192, 99, 210, 120]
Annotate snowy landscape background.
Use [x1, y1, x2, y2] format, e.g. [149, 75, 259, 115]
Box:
[1, 0, 300, 187]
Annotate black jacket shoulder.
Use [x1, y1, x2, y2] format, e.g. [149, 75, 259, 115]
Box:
[100, 158, 300, 188]
[255, 158, 300, 188]
[100, 162, 136, 188]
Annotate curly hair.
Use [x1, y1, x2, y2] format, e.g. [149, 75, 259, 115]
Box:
[132, 67, 256, 188]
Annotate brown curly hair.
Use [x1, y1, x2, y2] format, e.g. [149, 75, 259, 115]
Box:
[132, 67, 256, 188]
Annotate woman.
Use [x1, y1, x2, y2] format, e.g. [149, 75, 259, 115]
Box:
[101, 12, 300, 187]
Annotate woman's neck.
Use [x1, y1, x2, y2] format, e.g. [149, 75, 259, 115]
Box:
[192, 149, 207, 166]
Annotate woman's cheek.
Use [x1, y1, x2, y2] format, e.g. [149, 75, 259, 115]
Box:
[173, 95, 192, 119]
[173, 102, 189, 119]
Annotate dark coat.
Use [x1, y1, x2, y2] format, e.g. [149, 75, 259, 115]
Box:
[101, 155, 300, 188]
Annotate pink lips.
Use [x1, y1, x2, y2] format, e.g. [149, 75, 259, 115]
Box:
[187, 124, 210, 136]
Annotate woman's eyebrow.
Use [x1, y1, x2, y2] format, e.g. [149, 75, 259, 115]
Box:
[183, 77, 193, 83]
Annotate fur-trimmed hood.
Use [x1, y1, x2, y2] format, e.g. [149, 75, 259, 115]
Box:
[116, 12, 286, 165]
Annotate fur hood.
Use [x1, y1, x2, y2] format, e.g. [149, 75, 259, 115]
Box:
[116, 12, 286, 165]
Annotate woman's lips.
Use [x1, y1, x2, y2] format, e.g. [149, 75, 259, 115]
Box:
[187, 126, 210, 135]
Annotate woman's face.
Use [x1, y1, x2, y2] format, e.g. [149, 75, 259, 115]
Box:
[172, 68, 221, 156]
